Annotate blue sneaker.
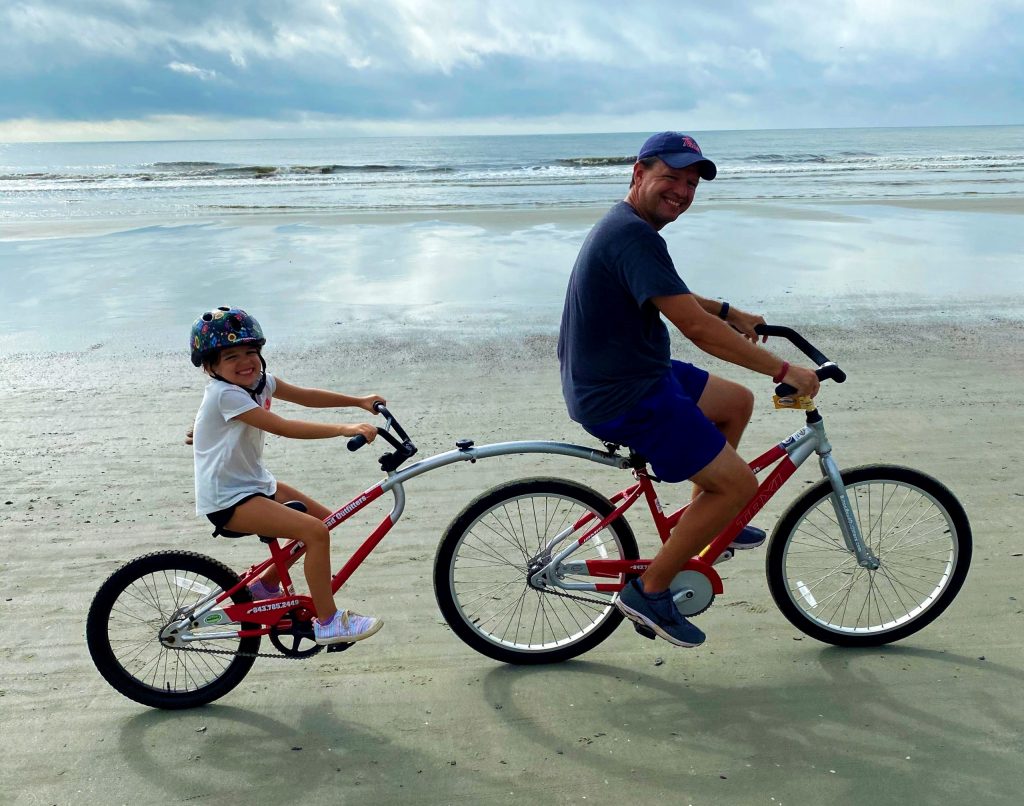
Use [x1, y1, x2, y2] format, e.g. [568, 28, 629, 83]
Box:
[615, 578, 706, 648]
[730, 525, 766, 550]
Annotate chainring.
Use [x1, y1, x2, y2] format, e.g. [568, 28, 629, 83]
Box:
[268, 613, 323, 658]
[670, 570, 715, 617]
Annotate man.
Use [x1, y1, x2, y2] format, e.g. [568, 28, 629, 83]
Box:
[557, 131, 820, 648]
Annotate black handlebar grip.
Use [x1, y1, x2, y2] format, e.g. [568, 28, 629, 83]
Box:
[347, 434, 368, 451]
[775, 363, 847, 397]
[819, 362, 847, 384]
[348, 402, 388, 450]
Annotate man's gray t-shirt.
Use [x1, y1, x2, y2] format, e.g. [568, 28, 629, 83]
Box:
[558, 201, 690, 425]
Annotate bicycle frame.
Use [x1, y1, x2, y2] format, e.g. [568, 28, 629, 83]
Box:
[165, 441, 629, 641]
[531, 414, 880, 599]
[165, 323, 867, 643]
[169, 412, 876, 648]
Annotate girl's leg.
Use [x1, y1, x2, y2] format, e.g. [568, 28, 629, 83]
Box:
[274, 481, 332, 520]
[224, 495, 339, 621]
[251, 482, 332, 589]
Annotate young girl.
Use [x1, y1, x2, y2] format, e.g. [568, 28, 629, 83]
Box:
[190, 306, 383, 646]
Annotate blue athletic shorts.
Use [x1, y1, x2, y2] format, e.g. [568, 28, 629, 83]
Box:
[583, 361, 726, 483]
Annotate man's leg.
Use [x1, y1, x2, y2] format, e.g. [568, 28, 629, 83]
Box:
[696, 374, 755, 449]
[640, 442, 758, 593]
[685, 374, 754, 504]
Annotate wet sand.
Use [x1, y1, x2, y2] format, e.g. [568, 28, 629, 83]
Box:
[2, 306, 1023, 805]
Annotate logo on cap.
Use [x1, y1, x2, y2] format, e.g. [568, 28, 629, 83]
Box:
[680, 135, 701, 154]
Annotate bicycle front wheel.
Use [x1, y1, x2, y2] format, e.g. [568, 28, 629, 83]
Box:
[766, 465, 971, 647]
[86, 551, 261, 709]
[434, 478, 639, 664]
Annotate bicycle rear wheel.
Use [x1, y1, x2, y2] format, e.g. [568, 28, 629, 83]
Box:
[766, 465, 971, 647]
[86, 551, 260, 709]
[434, 478, 638, 664]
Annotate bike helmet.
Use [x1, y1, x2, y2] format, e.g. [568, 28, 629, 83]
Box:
[190, 307, 266, 367]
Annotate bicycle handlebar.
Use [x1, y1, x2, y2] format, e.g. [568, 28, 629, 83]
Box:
[754, 324, 847, 396]
[346, 401, 386, 452]
[346, 326, 841, 458]
[346, 402, 418, 471]
[347, 434, 370, 451]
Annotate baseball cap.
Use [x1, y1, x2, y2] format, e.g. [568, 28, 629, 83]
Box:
[637, 131, 717, 180]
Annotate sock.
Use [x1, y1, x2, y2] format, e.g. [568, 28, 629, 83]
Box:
[318, 610, 339, 627]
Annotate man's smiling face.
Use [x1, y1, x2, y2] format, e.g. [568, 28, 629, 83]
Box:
[627, 160, 701, 231]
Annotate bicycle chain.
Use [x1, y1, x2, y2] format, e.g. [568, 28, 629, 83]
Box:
[165, 579, 707, 660]
[535, 584, 617, 608]
[168, 642, 308, 660]
[163, 616, 324, 660]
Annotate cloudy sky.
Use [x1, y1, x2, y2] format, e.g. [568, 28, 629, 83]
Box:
[2, 0, 1022, 142]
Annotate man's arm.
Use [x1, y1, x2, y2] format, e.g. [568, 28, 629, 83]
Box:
[652, 293, 820, 396]
[691, 294, 765, 342]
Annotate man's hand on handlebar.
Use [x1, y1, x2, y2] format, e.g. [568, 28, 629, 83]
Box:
[782, 364, 821, 398]
[728, 306, 768, 343]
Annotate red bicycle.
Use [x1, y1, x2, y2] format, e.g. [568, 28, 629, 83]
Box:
[87, 326, 971, 709]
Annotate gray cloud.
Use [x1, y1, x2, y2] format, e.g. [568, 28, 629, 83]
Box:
[1, 0, 1022, 139]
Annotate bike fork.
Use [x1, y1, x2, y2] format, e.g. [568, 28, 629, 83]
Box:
[814, 430, 879, 570]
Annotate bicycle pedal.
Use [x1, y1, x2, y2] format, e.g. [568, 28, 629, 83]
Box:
[713, 549, 734, 565]
[325, 642, 355, 653]
[633, 623, 657, 640]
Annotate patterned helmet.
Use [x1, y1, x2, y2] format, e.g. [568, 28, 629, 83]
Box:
[190, 307, 266, 367]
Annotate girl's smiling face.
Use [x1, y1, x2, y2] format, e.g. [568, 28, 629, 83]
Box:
[211, 344, 263, 387]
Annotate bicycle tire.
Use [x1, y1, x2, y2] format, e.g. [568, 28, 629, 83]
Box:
[434, 477, 639, 664]
[86, 550, 261, 709]
[766, 464, 971, 647]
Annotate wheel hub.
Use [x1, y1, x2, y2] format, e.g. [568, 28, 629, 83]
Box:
[526, 556, 551, 590]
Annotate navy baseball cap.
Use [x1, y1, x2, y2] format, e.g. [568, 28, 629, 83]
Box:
[637, 131, 717, 180]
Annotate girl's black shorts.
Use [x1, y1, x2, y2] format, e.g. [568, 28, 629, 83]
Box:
[206, 492, 274, 537]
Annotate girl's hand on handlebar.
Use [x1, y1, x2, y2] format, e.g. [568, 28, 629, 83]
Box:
[359, 394, 386, 413]
[340, 422, 378, 442]
[784, 365, 821, 397]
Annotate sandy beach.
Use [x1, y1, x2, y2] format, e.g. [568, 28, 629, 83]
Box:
[2, 262, 1024, 805]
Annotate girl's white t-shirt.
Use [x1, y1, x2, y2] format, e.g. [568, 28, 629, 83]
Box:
[193, 375, 278, 515]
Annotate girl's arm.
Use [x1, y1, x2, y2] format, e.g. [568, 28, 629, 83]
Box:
[235, 407, 377, 441]
[273, 378, 384, 412]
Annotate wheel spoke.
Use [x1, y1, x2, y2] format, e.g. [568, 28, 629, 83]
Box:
[775, 470, 967, 641]
[88, 552, 260, 707]
[441, 481, 634, 660]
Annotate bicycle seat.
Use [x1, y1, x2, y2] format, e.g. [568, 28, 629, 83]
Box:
[215, 500, 308, 541]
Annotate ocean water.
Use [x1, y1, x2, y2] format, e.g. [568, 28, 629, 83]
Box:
[2, 125, 1023, 223]
[1, 126, 1023, 354]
